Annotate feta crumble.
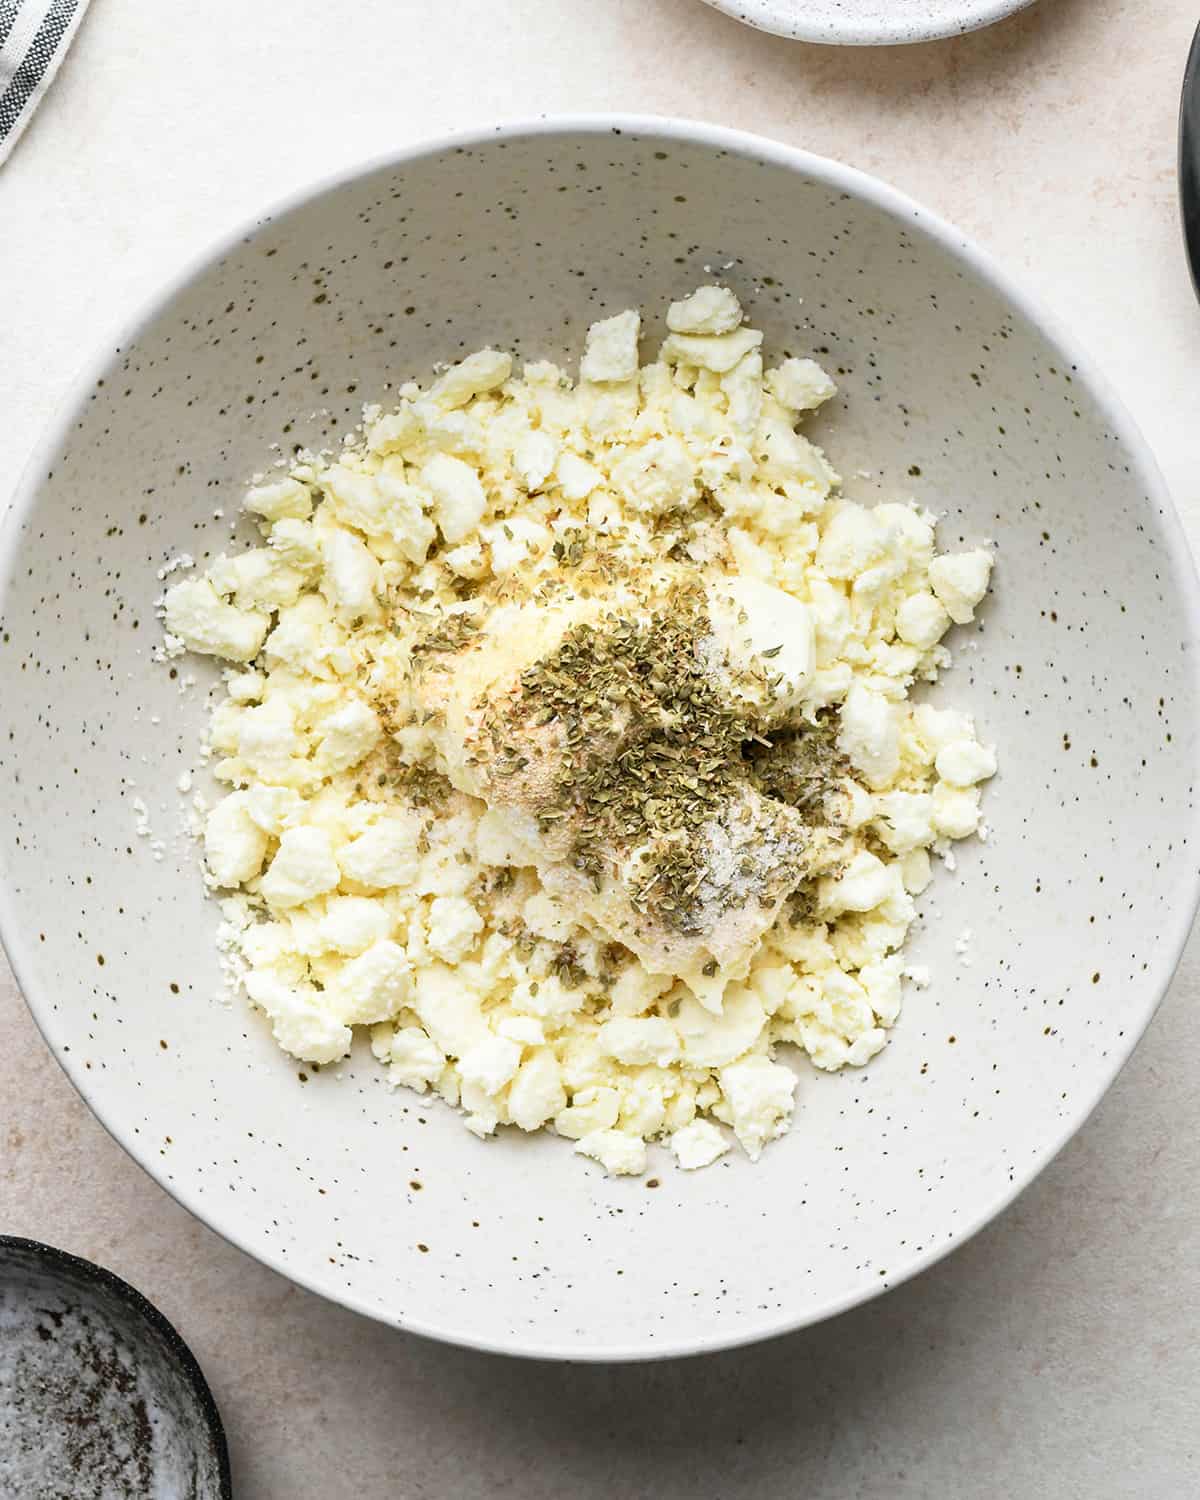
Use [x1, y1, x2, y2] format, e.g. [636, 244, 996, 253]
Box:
[159, 285, 996, 1177]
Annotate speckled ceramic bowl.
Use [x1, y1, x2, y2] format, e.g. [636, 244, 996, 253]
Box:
[699, 0, 1035, 45]
[1, 118, 1197, 1362]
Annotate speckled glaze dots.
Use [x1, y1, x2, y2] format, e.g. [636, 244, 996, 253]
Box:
[0, 119, 1196, 1360]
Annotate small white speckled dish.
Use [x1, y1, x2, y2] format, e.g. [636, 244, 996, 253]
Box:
[699, 0, 1035, 45]
[1, 117, 1198, 1362]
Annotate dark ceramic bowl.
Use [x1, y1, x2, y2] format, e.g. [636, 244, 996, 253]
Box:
[1180, 23, 1200, 299]
[0, 1236, 231, 1498]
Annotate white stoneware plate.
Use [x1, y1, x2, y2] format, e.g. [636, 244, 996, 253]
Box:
[1, 117, 1197, 1362]
[699, 0, 1036, 45]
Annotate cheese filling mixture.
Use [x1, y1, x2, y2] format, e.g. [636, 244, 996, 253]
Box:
[161, 285, 996, 1176]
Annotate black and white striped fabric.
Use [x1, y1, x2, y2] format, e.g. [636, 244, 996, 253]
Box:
[0, 0, 91, 166]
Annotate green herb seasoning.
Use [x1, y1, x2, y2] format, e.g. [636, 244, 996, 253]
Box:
[478, 584, 843, 936]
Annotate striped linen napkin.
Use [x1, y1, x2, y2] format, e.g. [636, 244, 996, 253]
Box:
[1, 0, 92, 166]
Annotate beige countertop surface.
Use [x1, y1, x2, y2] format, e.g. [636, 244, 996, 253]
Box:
[2, 0, 1199, 1493]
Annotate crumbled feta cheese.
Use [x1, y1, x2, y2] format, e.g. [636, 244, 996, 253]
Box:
[860, 956, 904, 1026]
[839, 683, 902, 790]
[481, 515, 549, 575]
[496, 1015, 545, 1047]
[443, 541, 487, 579]
[598, 1017, 679, 1068]
[521, 890, 574, 942]
[324, 939, 410, 1024]
[555, 451, 603, 501]
[317, 896, 393, 955]
[204, 792, 269, 887]
[227, 670, 265, 705]
[426, 895, 484, 963]
[554, 1086, 621, 1139]
[928, 549, 993, 625]
[608, 966, 675, 1018]
[931, 781, 982, 839]
[820, 849, 896, 916]
[722, 351, 764, 437]
[374, 475, 437, 565]
[510, 974, 585, 1027]
[244, 784, 303, 835]
[661, 325, 764, 374]
[715, 1057, 796, 1160]
[163, 284, 996, 1180]
[322, 465, 389, 535]
[574, 1128, 647, 1176]
[320, 529, 381, 621]
[315, 698, 382, 772]
[459, 1034, 523, 1094]
[388, 1026, 447, 1092]
[580, 310, 641, 383]
[912, 703, 976, 757]
[666, 285, 743, 335]
[513, 430, 559, 492]
[422, 453, 487, 542]
[431, 349, 512, 409]
[407, 962, 490, 1058]
[245, 971, 350, 1064]
[208, 549, 306, 612]
[157, 553, 195, 581]
[935, 739, 997, 787]
[766, 358, 837, 413]
[873, 791, 934, 855]
[163, 579, 268, 663]
[817, 504, 888, 580]
[338, 817, 419, 890]
[244, 478, 312, 522]
[508, 1050, 567, 1131]
[900, 847, 933, 894]
[609, 436, 695, 516]
[669, 1119, 730, 1169]
[261, 827, 341, 909]
[366, 405, 422, 455]
[895, 591, 951, 651]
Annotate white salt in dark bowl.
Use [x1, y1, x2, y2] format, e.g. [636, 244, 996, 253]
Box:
[0, 1237, 230, 1498]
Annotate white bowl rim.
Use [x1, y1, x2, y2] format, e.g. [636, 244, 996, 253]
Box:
[2, 113, 1198, 1363]
[698, 0, 1037, 46]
